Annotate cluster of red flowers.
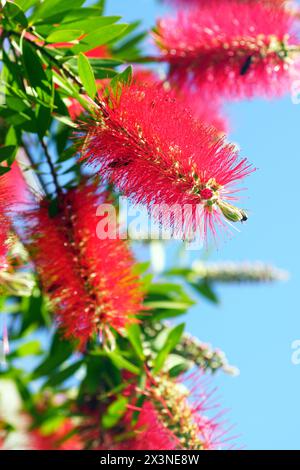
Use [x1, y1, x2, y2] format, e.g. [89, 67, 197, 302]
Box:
[24, 184, 143, 347]
[155, 0, 300, 100]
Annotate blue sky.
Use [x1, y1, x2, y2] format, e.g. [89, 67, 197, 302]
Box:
[106, 0, 300, 450]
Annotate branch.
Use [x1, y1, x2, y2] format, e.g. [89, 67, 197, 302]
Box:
[39, 138, 62, 197]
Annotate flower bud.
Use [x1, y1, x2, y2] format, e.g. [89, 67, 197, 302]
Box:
[217, 200, 247, 223]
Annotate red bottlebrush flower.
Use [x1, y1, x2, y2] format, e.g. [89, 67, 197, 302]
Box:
[24, 184, 143, 347]
[80, 83, 252, 242]
[118, 401, 178, 450]
[155, 0, 300, 100]
[139, 374, 228, 450]
[106, 374, 230, 450]
[0, 224, 8, 270]
[0, 162, 27, 269]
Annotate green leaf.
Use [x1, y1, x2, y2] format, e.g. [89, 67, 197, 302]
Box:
[108, 351, 140, 375]
[126, 324, 145, 361]
[95, 0, 106, 15]
[190, 280, 219, 304]
[3, 1, 28, 28]
[110, 65, 132, 95]
[165, 354, 191, 377]
[113, 31, 147, 55]
[72, 24, 128, 53]
[45, 16, 121, 36]
[101, 396, 128, 429]
[36, 104, 52, 138]
[46, 30, 83, 43]
[9, 341, 43, 359]
[144, 301, 193, 310]
[54, 114, 78, 128]
[89, 58, 124, 68]
[0, 166, 11, 176]
[39, 415, 66, 435]
[78, 53, 97, 99]
[153, 323, 185, 374]
[5, 96, 28, 113]
[5, 126, 20, 149]
[93, 68, 117, 80]
[21, 41, 49, 92]
[14, 0, 38, 11]
[0, 146, 17, 162]
[31, 0, 85, 22]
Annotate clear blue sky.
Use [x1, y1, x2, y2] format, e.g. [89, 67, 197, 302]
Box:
[106, 0, 300, 450]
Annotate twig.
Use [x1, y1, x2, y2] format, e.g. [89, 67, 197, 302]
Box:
[39, 138, 62, 196]
[21, 139, 49, 196]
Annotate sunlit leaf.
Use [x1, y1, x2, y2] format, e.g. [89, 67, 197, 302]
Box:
[78, 53, 97, 99]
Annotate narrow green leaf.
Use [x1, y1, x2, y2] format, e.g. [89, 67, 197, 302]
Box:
[0, 146, 17, 162]
[110, 65, 132, 94]
[78, 53, 97, 98]
[14, 0, 38, 11]
[102, 396, 128, 429]
[153, 323, 185, 374]
[72, 24, 128, 53]
[108, 351, 140, 375]
[9, 341, 42, 358]
[144, 301, 193, 310]
[40, 416, 66, 435]
[21, 41, 48, 91]
[89, 58, 124, 68]
[54, 114, 78, 128]
[46, 30, 83, 43]
[0, 167, 11, 176]
[126, 324, 145, 361]
[114, 31, 147, 55]
[93, 68, 117, 80]
[36, 104, 52, 138]
[190, 280, 219, 304]
[51, 16, 121, 35]
[31, 0, 85, 22]
[3, 1, 28, 28]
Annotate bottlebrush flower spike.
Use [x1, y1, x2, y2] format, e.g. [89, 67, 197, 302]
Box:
[144, 374, 227, 450]
[118, 401, 178, 450]
[114, 374, 229, 450]
[24, 184, 144, 347]
[155, 0, 300, 99]
[0, 162, 27, 269]
[78, 374, 230, 450]
[80, 83, 252, 242]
